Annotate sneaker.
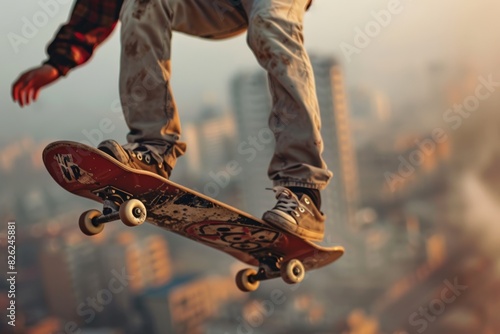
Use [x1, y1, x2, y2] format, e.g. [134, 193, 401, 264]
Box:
[262, 186, 325, 242]
[97, 140, 171, 179]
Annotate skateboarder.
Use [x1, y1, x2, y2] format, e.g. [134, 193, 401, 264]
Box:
[11, 0, 332, 242]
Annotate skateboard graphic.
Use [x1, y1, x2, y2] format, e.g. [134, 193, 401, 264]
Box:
[43, 141, 344, 292]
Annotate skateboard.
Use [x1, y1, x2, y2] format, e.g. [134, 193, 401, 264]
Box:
[42, 141, 344, 292]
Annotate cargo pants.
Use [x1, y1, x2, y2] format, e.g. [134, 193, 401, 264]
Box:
[119, 0, 332, 190]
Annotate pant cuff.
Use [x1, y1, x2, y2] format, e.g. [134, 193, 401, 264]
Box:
[273, 180, 326, 190]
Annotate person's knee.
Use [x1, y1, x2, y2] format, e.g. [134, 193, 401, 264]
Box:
[246, 13, 279, 55]
[120, 4, 142, 35]
[120, 0, 171, 31]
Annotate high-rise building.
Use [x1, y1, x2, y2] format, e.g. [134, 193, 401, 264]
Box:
[311, 55, 359, 235]
[179, 106, 236, 179]
[137, 274, 244, 334]
[175, 105, 240, 205]
[231, 70, 275, 216]
[39, 233, 101, 324]
[38, 229, 172, 327]
[197, 107, 237, 174]
[348, 86, 391, 148]
[231, 56, 359, 232]
[115, 232, 172, 292]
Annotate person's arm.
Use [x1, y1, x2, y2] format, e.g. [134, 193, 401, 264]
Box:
[45, 0, 123, 76]
[12, 0, 123, 107]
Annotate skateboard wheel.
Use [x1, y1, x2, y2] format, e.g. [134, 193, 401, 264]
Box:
[119, 199, 147, 227]
[281, 259, 305, 284]
[235, 268, 260, 292]
[79, 210, 105, 236]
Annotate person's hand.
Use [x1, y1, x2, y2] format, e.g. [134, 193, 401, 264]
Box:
[12, 64, 61, 107]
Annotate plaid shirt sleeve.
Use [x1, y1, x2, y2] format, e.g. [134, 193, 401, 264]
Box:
[44, 0, 123, 76]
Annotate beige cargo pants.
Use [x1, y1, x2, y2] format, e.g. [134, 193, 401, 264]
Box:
[119, 0, 332, 190]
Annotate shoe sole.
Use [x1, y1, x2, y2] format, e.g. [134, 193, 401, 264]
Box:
[98, 141, 130, 165]
[262, 210, 323, 242]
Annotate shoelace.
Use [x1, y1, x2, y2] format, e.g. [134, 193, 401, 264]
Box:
[269, 186, 314, 217]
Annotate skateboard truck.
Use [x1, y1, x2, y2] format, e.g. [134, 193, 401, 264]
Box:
[78, 198, 148, 236]
[235, 255, 306, 292]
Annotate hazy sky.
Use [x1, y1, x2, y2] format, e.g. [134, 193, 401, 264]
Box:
[2, 0, 499, 145]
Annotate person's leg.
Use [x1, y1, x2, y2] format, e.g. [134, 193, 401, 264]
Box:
[243, 0, 332, 241]
[110, 0, 247, 176]
[116, 0, 182, 175]
[244, 0, 332, 190]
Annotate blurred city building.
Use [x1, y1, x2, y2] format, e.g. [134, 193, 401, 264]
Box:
[174, 105, 241, 206]
[347, 86, 391, 148]
[311, 55, 359, 234]
[36, 228, 172, 330]
[136, 274, 244, 334]
[230, 69, 275, 217]
[177, 105, 236, 181]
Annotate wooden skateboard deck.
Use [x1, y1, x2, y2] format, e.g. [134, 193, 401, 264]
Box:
[43, 141, 344, 291]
